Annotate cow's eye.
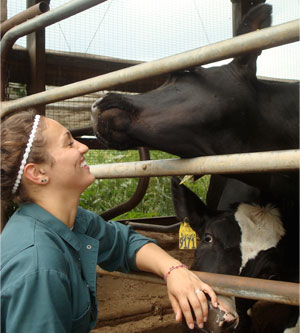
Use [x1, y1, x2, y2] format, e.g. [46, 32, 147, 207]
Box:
[204, 233, 213, 243]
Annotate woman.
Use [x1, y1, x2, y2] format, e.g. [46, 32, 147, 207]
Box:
[1, 111, 217, 332]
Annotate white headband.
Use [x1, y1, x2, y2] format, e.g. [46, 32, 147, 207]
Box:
[12, 114, 41, 195]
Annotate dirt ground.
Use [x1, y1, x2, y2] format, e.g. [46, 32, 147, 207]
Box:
[91, 231, 196, 333]
[90, 230, 300, 333]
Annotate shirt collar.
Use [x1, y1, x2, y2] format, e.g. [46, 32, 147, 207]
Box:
[19, 203, 82, 251]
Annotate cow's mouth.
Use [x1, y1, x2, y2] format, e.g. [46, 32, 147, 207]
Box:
[183, 298, 239, 333]
[92, 93, 139, 115]
[91, 94, 141, 150]
[203, 302, 238, 332]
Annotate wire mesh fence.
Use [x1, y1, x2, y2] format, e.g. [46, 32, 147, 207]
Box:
[3, 0, 299, 217]
[5, 0, 299, 132]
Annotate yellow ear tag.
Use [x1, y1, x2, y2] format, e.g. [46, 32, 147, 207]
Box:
[179, 218, 197, 250]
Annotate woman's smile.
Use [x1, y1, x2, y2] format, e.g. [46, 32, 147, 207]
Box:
[80, 159, 90, 170]
[44, 118, 95, 192]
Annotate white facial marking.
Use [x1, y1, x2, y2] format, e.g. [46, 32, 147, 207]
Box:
[234, 203, 285, 272]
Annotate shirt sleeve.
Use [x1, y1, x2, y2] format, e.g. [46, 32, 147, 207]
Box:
[1, 270, 72, 333]
[76, 207, 157, 272]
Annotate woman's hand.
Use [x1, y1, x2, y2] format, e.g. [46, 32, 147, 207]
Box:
[135, 243, 217, 329]
[166, 266, 218, 330]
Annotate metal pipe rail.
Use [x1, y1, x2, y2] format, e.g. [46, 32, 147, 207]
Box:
[100, 147, 150, 221]
[90, 150, 299, 179]
[0, 0, 108, 103]
[1, 19, 299, 117]
[1, 0, 108, 59]
[97, 267, 299, 306]
[0, 2, 50, 38]
[126, 221, 181, 232]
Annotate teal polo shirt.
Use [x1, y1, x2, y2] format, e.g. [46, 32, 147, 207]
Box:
[1, 203, 156, 333]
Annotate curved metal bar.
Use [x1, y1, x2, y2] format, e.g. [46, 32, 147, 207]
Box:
[1, 0, 108, 59]
[100, 147, 150, 220]
[1, 1, 50, 101]
[126, 221, 181, 232]
[1, 0, 108, 103]
[1, 19, 299, 116]
[0, 2, 50, 38]
[118, 215, 179, 226]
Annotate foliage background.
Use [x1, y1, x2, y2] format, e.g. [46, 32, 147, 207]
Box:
[80, 149, 210, 220]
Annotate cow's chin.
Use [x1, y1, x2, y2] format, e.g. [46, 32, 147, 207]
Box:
[183, 296, 239, 333]
[203, 302, 238, 332]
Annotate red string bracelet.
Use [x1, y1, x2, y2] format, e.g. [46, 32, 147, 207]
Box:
[164, 264, 188, 283]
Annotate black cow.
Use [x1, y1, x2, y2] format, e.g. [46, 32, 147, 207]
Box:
[91, 3, 299, 224]
[91, 5, 299, 329]
[171, 177, 299, 333]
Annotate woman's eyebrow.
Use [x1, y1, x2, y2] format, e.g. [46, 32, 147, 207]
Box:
[63, 131, 72, 140]
[61, 131, 73, 145]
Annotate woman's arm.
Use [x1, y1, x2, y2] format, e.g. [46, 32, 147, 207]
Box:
[135, 242, 218, 330]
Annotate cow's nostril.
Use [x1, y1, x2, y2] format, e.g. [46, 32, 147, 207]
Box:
[91, 103, 97, 112]
[91, 98, 103, 111]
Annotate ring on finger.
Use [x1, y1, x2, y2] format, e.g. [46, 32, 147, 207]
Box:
[195, 288, 202, 295]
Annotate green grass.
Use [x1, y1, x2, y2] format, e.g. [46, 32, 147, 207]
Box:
[80, 149, 210, 220]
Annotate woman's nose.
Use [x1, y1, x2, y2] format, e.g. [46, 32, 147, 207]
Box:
[76, 140, 89, 153]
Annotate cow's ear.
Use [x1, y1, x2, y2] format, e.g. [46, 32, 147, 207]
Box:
[235, 4, 272, 37]
[171, 176, 210, 233]
[234, 4, 272, 73]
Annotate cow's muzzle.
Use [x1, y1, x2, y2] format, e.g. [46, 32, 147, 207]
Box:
[183, 295, 239, 333]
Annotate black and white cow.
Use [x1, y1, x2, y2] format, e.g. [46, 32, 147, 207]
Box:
[91, 3, 299, 225]
[90, 4, 299, 330]
[171, 177, 299, 333]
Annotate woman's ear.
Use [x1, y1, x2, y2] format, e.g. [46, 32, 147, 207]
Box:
[23, 163, 48, 185]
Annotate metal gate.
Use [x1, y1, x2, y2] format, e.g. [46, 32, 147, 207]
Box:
[1, 0, 299, 306]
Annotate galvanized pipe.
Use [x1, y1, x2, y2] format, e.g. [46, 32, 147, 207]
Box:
[0, 0, 108, 103]
[0, 2, 50, 38]
[0, 0, 107, 102]
[126, 221, 181, 232]
[1, 19, 299, 117]
[118, 215, 179, 226]
[90, 150, 299, 179]
[97, 267, 299, 306]
[1, 0, 108, 60]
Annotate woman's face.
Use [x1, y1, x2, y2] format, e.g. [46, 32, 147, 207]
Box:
[42, 118, 95, 194]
